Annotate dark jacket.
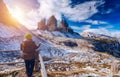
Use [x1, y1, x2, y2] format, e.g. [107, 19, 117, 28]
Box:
[20, 39, 38, 60]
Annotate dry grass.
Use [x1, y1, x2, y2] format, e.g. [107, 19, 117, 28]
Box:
[0, 71, 19, 77]
[0, 62, 109, 77]
[48, 68, 107, 77]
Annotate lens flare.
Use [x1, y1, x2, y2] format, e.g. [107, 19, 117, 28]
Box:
[10, 6, 24, 24]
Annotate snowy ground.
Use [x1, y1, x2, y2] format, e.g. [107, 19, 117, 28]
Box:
[0, 30, 120, 77]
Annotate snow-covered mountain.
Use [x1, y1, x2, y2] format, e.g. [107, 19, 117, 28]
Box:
[0, 29, 83, 63]
[0, 0, 82, 65]
[1, 0, 120, 76]
[1, 28, 120, 77]
[81, 29, 120, 39]
[81, 30, 120, 57]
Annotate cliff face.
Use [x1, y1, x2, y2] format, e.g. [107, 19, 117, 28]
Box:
[58, 19, 73, 33]
[38, 18, 46, 30]
[47, 15, 57, 31]
[37, 15, 74, 33]
[0, 0, 18, 26]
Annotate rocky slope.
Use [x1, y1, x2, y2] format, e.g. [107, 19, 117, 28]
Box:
[81, 31, 120, 57]
[1, 29, 120, 77]
[1, 0, 120, 77]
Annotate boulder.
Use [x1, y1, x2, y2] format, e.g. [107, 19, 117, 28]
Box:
[63, 40, 78, 47]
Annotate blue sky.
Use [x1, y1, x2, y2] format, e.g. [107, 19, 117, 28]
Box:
[3, 0, 120, 33]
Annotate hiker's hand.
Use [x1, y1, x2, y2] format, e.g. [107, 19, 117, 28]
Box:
[38, 43, 41, 47]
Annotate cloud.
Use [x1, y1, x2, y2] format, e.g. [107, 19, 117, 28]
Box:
[4, 0, 103, 29]
[36, 0, 99, 21]
[71, 25, 91, 32]
[63, 1, 98, 21]
[4, 0, 39, 12]
[85, 20, 108, 25]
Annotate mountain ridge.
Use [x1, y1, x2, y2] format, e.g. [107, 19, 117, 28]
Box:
[1, 0, 120, 77]
[37, 15, 74, 34]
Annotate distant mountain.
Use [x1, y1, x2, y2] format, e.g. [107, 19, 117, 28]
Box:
[37, 15, 74, 34]
[81, 31, 120, 57]
[1, 0, 120, 76]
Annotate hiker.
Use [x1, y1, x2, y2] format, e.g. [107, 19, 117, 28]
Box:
[20, 34, 41, 77]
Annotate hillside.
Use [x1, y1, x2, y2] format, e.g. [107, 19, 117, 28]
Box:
[1, 0, 120, 77]
[1, 30, 120, 77]
[81, 31, 120, 57]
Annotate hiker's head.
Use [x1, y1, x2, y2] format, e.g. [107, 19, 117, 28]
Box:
[24, 34, 32, 40]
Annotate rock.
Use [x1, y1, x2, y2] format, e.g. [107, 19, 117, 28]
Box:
[63, 40, 78, 47]
[47, 15, 57, 31]
[37, 16, 75, 34]
[59, 19, 69, 28]
[58, 19, 74, 33]
[58, 19, 69, 33]
[81, 31, 120, 57]
[37, 18, 47, 30]
[68, 27, 74, 34]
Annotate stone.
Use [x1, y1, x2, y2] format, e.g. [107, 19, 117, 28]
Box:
[47, 15, 57, 31]
[38, 18, 46, 30]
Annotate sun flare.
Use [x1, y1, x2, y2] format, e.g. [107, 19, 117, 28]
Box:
[10, 6, 24, 23]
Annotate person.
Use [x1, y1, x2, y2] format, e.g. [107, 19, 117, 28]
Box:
[20, 34, 41, 77]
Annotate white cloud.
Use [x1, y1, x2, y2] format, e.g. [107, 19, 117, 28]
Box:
[71, 25, 91, 32]
[4, 0, 39, 12]
[85, 20, 108, 25]
[63, 1, 98, 21]
[98, 25, 114, 29]
[4, 0, 103, 28]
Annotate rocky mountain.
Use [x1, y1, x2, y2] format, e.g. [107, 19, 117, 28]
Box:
[58, 19, 73, 33]
[1, 30, 120, 77]
[81, 31, 120, 57]
[1, 27, 120, 77]
[47, 15, 57, 31]
[1, 0, 120, 77]
[37, 15, 74, 34]
[37, 18, 46, 30]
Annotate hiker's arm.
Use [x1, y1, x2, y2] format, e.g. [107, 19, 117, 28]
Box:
[34, 42, 41, 49]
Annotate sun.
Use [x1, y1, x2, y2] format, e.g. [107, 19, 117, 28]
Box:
[10, 6, 24, 23]
[8, 6, 36, 29]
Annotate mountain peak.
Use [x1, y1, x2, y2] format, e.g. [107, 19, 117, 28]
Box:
[47, 15, 57, 31]
[37, 15, 74, 34]
[59, 19, 69, 27]
[38, 18, 46, 30]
